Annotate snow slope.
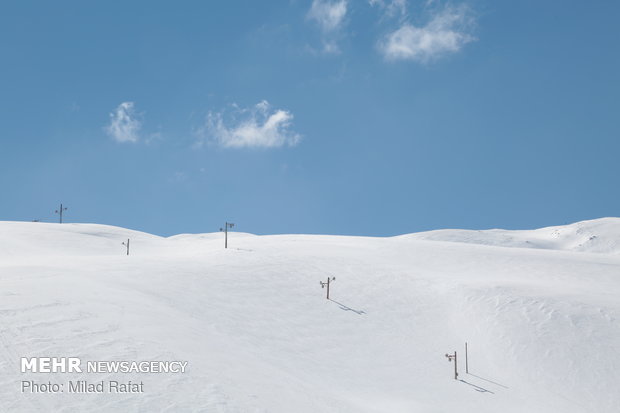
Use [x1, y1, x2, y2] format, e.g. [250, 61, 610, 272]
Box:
[1, 219, 619, 412]
[401, 217, 620, 255]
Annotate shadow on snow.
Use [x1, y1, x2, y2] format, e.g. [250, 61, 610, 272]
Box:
[328, 299, 366, 315]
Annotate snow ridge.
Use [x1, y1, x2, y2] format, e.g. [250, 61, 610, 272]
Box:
[400, 217, 620, 255]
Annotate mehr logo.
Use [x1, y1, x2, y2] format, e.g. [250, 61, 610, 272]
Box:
[21, 357, 189, 373]
[21, 357, 82, 373]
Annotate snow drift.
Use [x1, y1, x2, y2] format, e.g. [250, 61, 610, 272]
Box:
[1, 219, 619, 412]
[401, 217, 620, 255]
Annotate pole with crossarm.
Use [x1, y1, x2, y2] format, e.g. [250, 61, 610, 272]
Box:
[122, 239, 130, 256]
[320, 277, 336, 299]
[219, 222, 235, 248]
[55, 203, 67, 223]
[445, 351, 458, 380]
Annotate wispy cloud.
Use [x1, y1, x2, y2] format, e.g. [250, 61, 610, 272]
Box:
[369, 0, 407, 19]
[307, 0, 348, 53]
[198, 101, 301, 149]
[380, 5, 475, 62]
[106, 102, 141, 143]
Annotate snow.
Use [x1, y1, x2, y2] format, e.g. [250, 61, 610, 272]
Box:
[400, 217, 620, 255]
[1, 219, 619, 412]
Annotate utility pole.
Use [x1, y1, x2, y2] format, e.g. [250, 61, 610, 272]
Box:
[55, 203, 68, 223]
[219, 222, 235, 248]
[320, 277, 336, 299]
[122, 239, 130, 256]
[445, 351, 458, 380]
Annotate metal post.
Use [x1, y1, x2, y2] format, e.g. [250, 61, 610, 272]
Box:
[327, 277, 330, 300]
[454, 351, 458, 379]
[320, 277, 335, 299]
[220, 222, 235, 249]
[122, 239, 130, 256]
[465, 342, 468, 374]
[55, 203, 67, 223]
[445, 351, 458, 380]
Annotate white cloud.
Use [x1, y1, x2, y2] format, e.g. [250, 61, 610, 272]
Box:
[106, 102, 141, 143]
[199, 101, 301, 149]
[380, 5, 474, 62]
[308, 0, 347, 32]
[307, 0, 347, 54]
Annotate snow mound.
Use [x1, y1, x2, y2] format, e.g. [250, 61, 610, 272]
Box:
[400, 217, 620, 254]
[0, 222, 163, 257]
[0, 222, 253, 258]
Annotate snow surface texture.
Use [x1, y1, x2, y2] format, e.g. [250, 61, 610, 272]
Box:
[401, 218, 620, 255]
[1, 218, 619, 412]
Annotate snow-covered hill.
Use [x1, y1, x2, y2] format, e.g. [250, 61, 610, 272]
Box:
[1, 219, 619, 412]
[401, 217, 620, 255]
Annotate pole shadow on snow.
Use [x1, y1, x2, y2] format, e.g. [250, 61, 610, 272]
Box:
[459, 379, 494, 394]
[467, 373, 509, 389]
[328, 299, 366, 315]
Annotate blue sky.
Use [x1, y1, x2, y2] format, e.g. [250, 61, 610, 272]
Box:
[1, 0, 618, 236]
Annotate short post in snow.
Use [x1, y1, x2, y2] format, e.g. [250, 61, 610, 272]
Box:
[445, 351, 458, 380]
[219, 222, 235, 249]
[122, 239, 130, 256]
[55, 203, 68, 223]
[320, 277, 335, 299]
[465, 342, 469, 374]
